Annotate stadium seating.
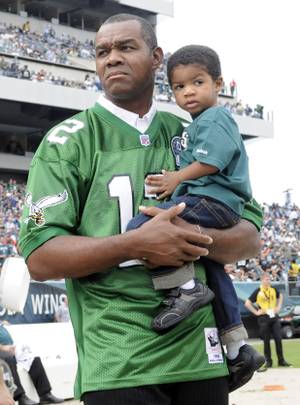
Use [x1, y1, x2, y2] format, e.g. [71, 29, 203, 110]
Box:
[0, 14, 264, 116]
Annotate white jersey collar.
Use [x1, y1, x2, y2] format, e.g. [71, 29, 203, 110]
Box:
[97, 94, 157, 133]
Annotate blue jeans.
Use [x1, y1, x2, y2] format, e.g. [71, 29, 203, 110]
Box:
[127, 195, 244, 340]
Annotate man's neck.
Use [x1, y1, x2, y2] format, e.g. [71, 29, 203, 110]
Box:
[106, 92, 153, 118]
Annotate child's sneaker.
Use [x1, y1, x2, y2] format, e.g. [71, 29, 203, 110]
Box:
[152, 279, 215, 332]
[228, 344, 265, 392]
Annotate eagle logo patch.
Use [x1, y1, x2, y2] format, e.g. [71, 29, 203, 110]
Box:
[24, 190, 68, 226]
[171, 136, 183, 167]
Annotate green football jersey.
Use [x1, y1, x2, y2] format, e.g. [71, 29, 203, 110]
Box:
[19, 103, 260, 397]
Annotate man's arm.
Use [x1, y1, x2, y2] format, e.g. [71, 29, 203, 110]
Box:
[244, 299, 266, 316]
[26, 204, 213, 281]
[202, 219, 261, 264]
[140, 206, 261, 265]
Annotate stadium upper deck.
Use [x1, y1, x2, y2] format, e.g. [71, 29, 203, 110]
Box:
[0, 0, 273, 173]
[0, 0, 172, 31]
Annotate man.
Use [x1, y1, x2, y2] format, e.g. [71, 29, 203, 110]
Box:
[245, 273, 291, 369]
[54, 296, 70, 322]
[19, 14, 262, 405]
[0, 323, 63, 405]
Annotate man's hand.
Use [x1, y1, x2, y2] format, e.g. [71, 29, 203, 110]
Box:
[145, 170, 181, 200]
[137, 203, 213, 268]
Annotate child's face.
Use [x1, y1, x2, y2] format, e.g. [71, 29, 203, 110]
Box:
[170, 64, 222, 115]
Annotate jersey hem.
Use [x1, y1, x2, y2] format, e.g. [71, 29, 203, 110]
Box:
[76, 368, 229, 398]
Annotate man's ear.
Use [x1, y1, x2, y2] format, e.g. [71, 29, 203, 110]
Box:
[152, 46, 164, 71]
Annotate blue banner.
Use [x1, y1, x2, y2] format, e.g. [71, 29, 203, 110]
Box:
[0, 281, 66, 324]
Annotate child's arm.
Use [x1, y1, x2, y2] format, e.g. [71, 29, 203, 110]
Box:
[146, 162, 218, 200]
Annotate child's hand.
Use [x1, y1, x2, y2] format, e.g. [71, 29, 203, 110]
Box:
[146, 170, 181, 200]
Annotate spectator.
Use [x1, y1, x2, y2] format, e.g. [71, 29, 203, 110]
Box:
[83, 74, 93, 90]
[230, 79, 236, 96]
[22, 21, 30, 34]
[244, 104, 253, 116]
[235, 100, 244, 115]
[21, 65, 31, 80]
[287, 258, 299, 281]
[244, 273, 291, 370]
[54, 296, 70, 322]
[0, 56, 9, 75]
[36, 69, 46, 82]
[253, 104, 264, 119]
[6, 60, 19, 78]
[0, 322, 63, 405]
[5, 136, 24, 155]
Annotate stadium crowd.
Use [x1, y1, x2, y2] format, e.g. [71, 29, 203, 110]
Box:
[0, 21, 265, 118]
[0, 179, 24, 267]
[0, 56, 101, 91]
[226, 202, 300, 282]
[0, 178, 299, 281]
[0, 21, 94, 65]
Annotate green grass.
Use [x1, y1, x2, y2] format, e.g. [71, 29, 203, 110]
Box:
[252, 339, 300, 368]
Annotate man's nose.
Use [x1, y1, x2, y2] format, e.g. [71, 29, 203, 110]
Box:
[106, 49, 123, 66]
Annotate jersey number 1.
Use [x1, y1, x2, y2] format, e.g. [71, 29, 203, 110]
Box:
[108, 175, 140, 268]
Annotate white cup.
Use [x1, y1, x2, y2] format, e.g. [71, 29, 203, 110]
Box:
[0, 257, 30, 312]
[144, 174, 163, 199]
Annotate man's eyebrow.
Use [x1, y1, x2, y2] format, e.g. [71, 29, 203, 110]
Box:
[95, 38, 137, 50]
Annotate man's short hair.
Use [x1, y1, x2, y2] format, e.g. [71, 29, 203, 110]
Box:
[102, 13, 157, 50]
[167, 45, 221, 84]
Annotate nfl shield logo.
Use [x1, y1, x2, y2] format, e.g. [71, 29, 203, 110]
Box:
[139, 134, 151, 147]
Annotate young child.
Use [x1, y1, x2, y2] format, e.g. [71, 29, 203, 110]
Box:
[126, 45, 264, 373]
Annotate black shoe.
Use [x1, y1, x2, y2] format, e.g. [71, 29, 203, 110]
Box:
[17, 394, 39, 405]
[278, 360, 291, 367]
[39, 392, 64, 404]
[228, 344, 265, 392]
[257, 366, 268, 372]
[257, 360, 272, 372]
[152, 280, 215, 332]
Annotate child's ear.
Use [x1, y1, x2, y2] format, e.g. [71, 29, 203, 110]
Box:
[215, 76, 223, 93]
